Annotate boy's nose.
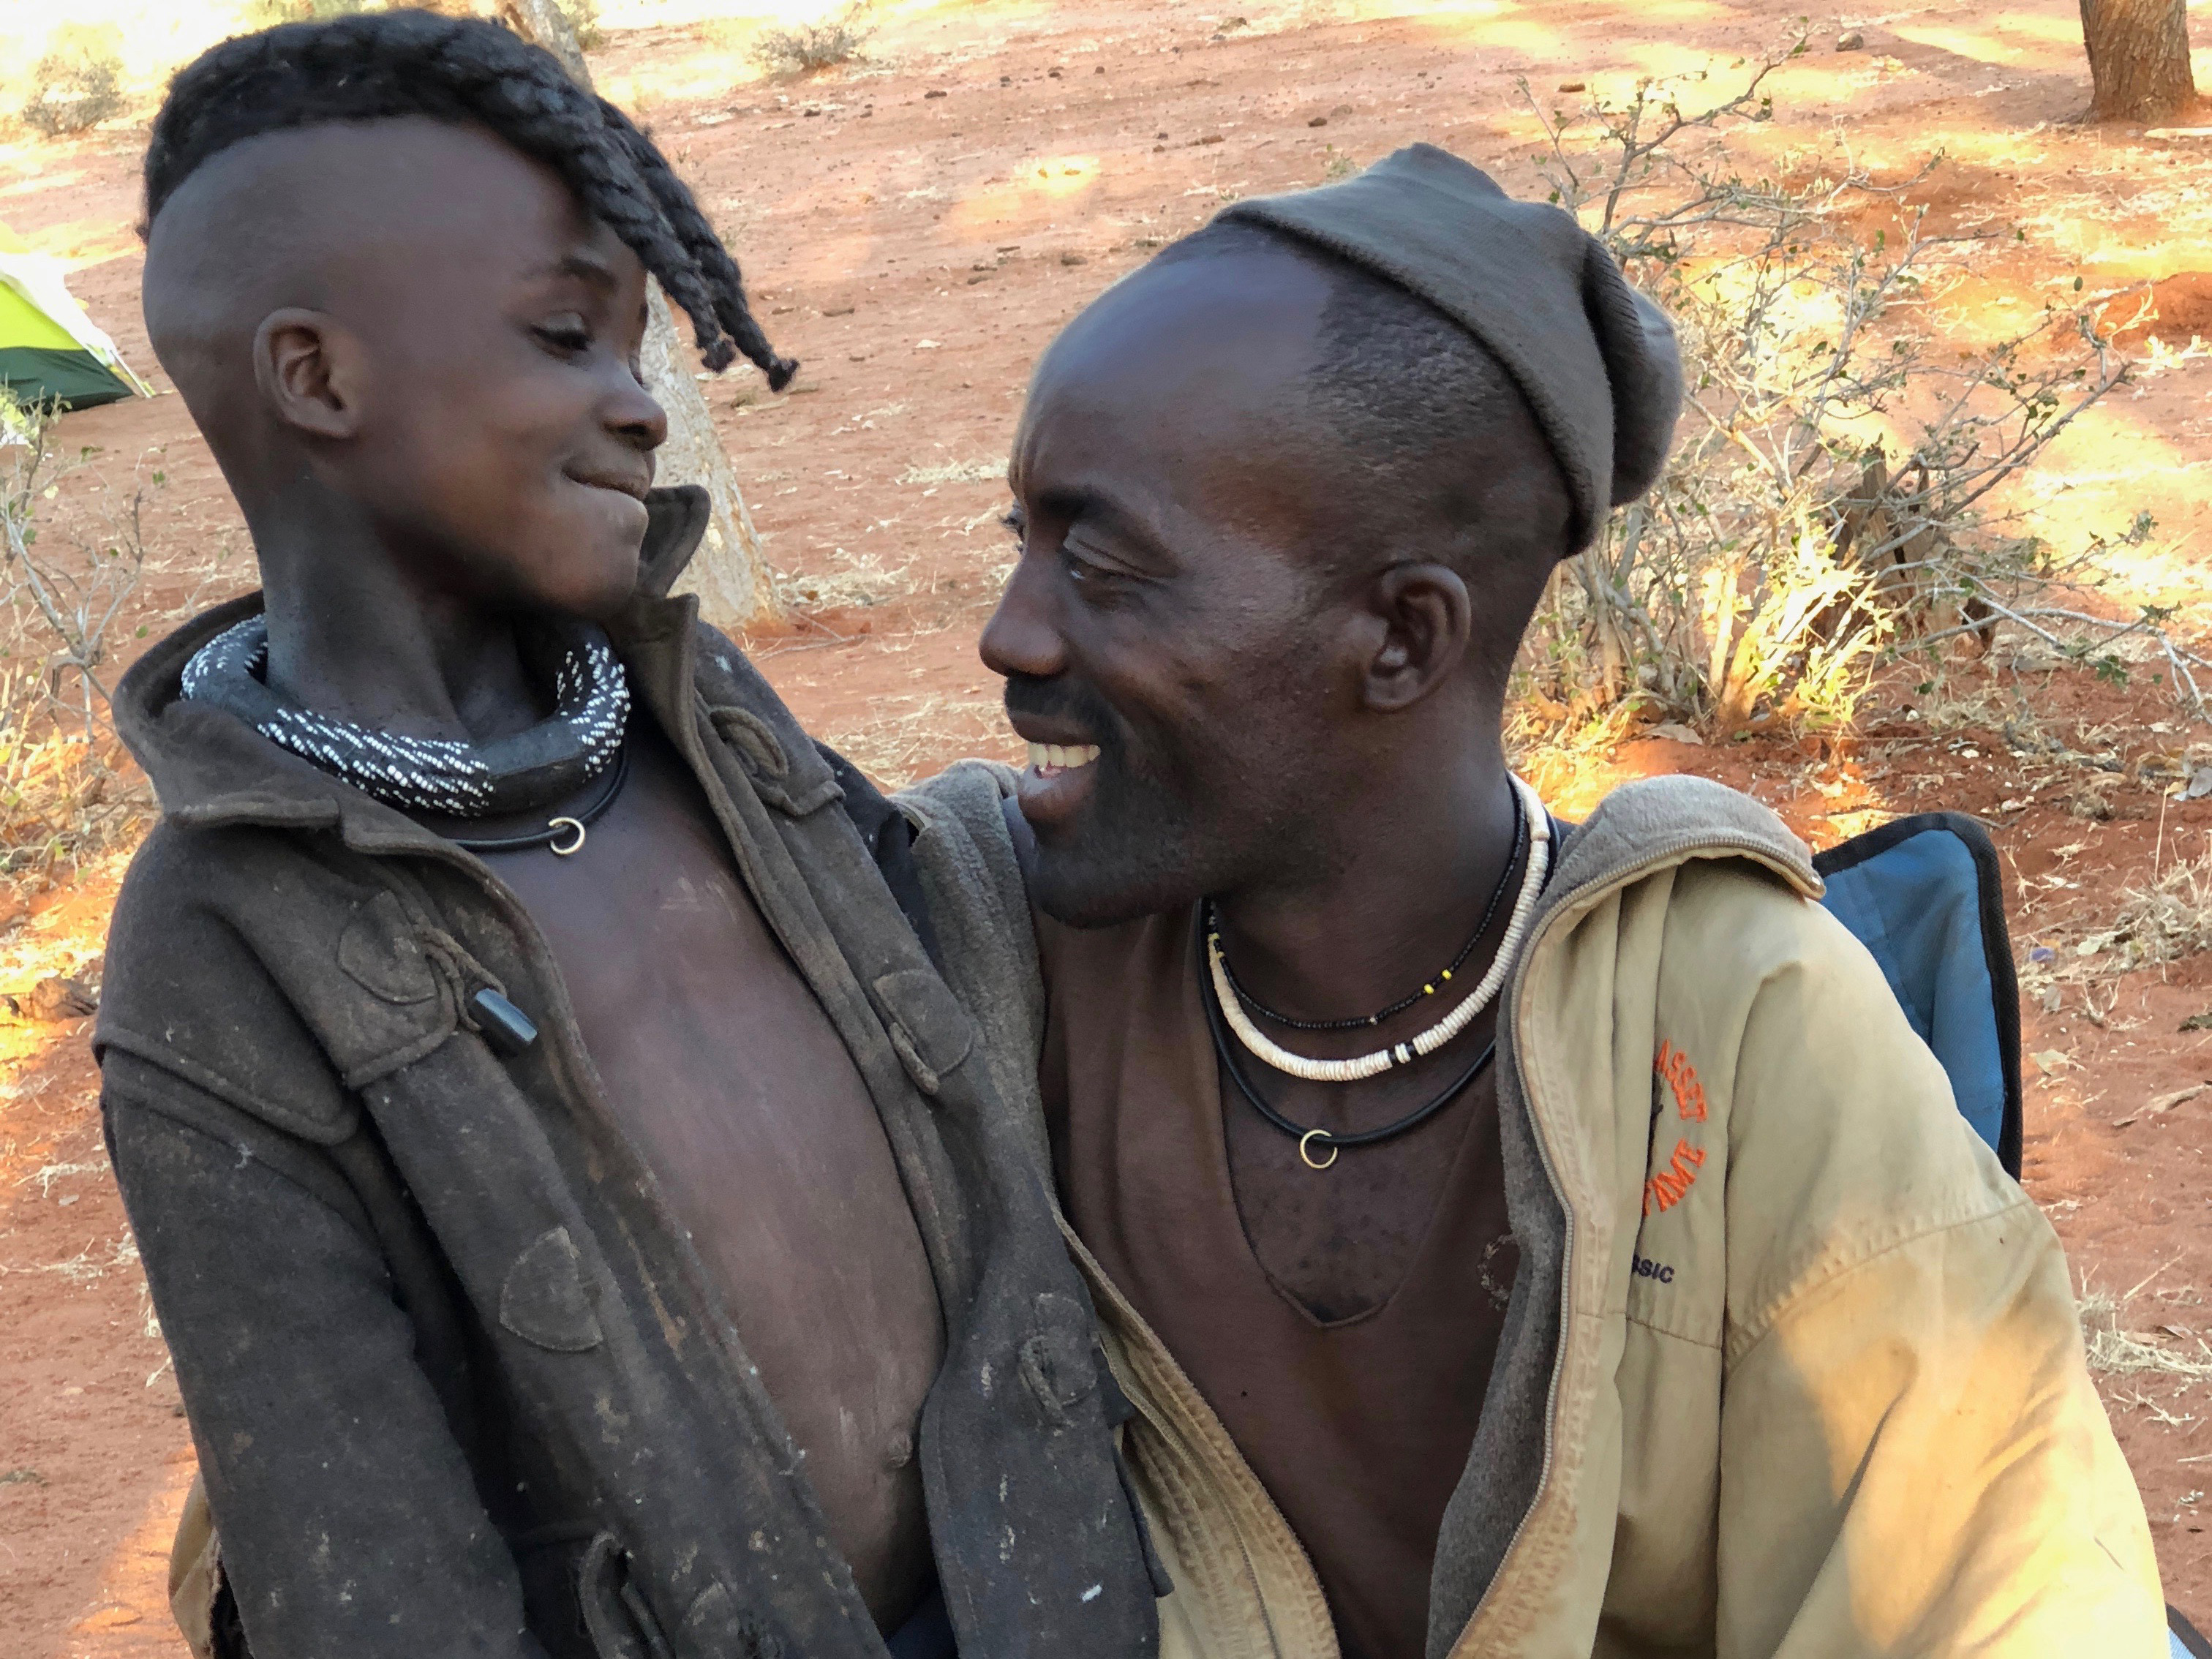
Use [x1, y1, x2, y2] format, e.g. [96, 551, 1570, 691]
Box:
[609, 380, 669, 452]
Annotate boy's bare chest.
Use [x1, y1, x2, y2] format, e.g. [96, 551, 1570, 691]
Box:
[486, 725, 943, 1630]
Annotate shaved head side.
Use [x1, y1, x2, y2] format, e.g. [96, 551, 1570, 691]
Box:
[142, 120, 590, 431]
[142, 12, 793, 385]
[1144, 221, 1575, 695]
[142, 126, 357, 435]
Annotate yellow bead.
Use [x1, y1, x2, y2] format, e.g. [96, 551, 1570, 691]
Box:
[1424, 983, 1435, 994]
[1442, 969, 1453, 980]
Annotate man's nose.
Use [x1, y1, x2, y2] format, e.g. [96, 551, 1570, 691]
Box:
[979, 557, 1068, 682]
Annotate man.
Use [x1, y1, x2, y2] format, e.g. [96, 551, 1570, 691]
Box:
[937, 144, 2168, 1655]
[97, 15, 1156, 1658]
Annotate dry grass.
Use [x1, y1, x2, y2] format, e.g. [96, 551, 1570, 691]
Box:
[0, 671, 146, 892]
[2081, 1284, 2212, 1382]
[2110, 854, 2212, 964]
[1503, 696, 1644, 816]
[771, 548, 917, 613]
[897, 457, 1004, 487]
[819, 693, 1007, 790]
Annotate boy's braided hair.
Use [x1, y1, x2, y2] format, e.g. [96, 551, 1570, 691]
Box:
[143, 10, 797, 388]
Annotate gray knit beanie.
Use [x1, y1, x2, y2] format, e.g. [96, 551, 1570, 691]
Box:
[1220, 143, 1683, 552]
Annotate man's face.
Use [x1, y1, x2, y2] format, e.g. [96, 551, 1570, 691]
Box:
[148, 121, 666, 620]
[979, 250, 1369, 927]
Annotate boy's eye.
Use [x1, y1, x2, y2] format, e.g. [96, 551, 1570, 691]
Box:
[533, 315, 593, 354]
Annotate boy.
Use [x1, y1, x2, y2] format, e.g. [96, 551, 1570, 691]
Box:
[98, 15, 1157, 1659]
[920, 144, 2170, 1656]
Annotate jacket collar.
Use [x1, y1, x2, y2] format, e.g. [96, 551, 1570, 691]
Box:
[1542, 772, 1821, 919]
[116, 486, 715, 846]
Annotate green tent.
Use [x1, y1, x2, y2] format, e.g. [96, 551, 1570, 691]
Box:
[0, 253, 146, 413]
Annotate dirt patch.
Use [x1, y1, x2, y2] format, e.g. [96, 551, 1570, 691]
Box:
[2114, 269, 2212, 350]
[4, 0, 2211, 1649]
[0, 985, 194, 1659]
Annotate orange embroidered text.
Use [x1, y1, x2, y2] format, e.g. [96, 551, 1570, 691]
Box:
[1655, 1039, 1707, 1123]
[1643, 1137, 1707, 1216]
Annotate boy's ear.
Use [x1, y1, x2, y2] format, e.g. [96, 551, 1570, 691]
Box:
[1361, 562, 1473, 712]
[252, 309, 364, 440]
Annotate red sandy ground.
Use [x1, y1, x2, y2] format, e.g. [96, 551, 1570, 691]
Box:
[4, 0, 2212, 1651]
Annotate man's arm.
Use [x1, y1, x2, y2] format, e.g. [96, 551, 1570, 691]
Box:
[107, 1067, 544, 1659]
[1710, 898, 2165, 1658]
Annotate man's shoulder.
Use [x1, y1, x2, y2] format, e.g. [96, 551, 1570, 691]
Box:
[896, 761, 1031, 925]
[1551, 772, 1821, 911]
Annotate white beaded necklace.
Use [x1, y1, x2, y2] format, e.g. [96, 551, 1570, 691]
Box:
[1207, 775, 1551, 1084]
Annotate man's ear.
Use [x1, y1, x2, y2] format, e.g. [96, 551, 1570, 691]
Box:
[1361, 562, 1472, 712]
[252, 309, 364, 440]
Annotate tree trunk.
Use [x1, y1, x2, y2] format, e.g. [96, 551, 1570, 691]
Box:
[499, 0, 780, 625]
[2079, 0, 2201, 123]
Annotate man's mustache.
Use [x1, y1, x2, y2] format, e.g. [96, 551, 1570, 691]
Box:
[1003, 673, 1120, 748]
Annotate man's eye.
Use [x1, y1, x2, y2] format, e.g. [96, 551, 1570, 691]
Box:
[1060, 543, 1126, 585]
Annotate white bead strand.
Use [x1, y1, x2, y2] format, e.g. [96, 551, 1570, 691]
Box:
[1207, 776, 1551, 1084]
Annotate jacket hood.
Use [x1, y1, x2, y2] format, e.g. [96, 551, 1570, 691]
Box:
[1541, 772, 1822, 922]
[115, 486, 712, 832]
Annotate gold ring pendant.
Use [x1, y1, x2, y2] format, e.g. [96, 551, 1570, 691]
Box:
[548, 817, 588, 857]
[1298, 1129, 1339, 1171]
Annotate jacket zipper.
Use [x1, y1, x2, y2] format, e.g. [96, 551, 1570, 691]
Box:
[1453, 829, 1818, 1648]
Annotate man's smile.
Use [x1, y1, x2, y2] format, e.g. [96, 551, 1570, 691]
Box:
[1008, 715, 1104, 828]
[1024, 741, 1101, 774]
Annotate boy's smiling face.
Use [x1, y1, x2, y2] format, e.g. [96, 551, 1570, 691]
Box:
[145, 118, 667, 621]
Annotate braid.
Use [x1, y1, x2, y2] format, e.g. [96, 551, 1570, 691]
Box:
[599, 102, 797, 388]
[144, 10, 794, 388]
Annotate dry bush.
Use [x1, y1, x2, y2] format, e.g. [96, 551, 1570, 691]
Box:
[0, 397, 156, 885]
[21, 26, 125, 138]
[750, 6, 872, 76]
[1515, 40, 2133, 737]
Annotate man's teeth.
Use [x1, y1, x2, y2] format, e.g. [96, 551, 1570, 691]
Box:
[1026, 741, 1101, 772]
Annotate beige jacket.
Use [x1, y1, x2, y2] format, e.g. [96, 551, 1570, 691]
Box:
[907, 766, 2167, 1659]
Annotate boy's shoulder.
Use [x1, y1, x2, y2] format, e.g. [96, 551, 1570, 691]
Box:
[98, 817, 434, 1144]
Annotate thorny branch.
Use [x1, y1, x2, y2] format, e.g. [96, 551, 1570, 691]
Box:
[1510, 38, 2189, 736]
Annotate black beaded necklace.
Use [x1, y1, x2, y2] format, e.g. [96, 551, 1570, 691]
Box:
[1200, 797, 1534, 1170]
[1208, 780, 1526, 1032]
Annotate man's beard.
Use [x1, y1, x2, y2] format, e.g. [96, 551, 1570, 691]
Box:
[1004, 673, 1211, 928]
[1004, 673, 1309, 929]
